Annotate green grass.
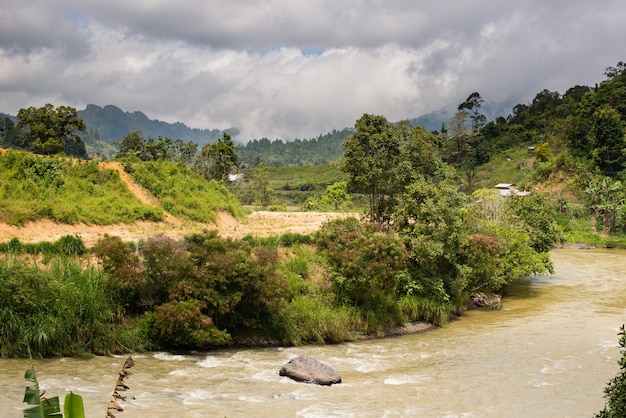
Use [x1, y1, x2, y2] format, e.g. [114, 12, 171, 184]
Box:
[127, 160, 245, 222]
[244, 163, 348, 191]
[0, 151, 163, 225]
[474, 147, 535, 189]
[0, 256, 121, 357]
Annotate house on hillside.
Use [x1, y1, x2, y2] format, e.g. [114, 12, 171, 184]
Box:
[226, 173, 245, 185]
[494, 183, 529, 197]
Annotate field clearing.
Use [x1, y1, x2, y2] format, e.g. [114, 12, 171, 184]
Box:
[0, 211, 357, 246]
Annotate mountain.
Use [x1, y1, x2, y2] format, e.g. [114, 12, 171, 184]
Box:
[410, 100, 518, 132]
[78, 104, 238, 146]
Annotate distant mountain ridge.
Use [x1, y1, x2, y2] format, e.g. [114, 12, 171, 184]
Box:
[78, 104, 238, 146]
[410, 100, 518, 132]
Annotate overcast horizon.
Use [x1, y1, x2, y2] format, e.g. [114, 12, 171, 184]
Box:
[1, 1, 624, 141]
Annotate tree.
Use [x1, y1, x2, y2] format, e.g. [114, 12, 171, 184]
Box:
[585, 176, 625, 234]
[458, 92, 486, 134]
[200, 132, 239, 181]
[446, 110, 471, 167]
[17, 104, 86, 156]
[251, 162, 273, 208]
[591, 105, 626, 174]
[321, 181, 352, 210]
[342, 114, 401, 223]
[116, 130, 145, 160]
[0, 117, 24, 149]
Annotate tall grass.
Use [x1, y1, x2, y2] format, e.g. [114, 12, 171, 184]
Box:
[0, 256, 122, 357]
[127, 160, 245, 222]
[0, 150, 163, 225]
[398, 295, 454, 327]
[279, 295, 363, 345]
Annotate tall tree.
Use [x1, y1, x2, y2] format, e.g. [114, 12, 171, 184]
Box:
[0, 117, 24, 149]
[17, 103, 86, 156]
[592, 105, 626, 174]
[458, 92, 486, 134]
[446, 110, 471, 167]
[201, 132, 239, 181]
[342, 114, 400, 223]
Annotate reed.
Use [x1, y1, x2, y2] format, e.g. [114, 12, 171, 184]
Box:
[0, 256, 119, 357]
[279, 295, 363, 345]
[399, 295, 454, 326]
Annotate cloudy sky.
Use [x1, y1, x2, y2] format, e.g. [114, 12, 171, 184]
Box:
[1, 0, 624, 141]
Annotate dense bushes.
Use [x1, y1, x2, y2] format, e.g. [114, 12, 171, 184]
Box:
[0, 235, 86, 256]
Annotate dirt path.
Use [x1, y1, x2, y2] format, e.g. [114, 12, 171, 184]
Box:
[0, 161, 354, 245]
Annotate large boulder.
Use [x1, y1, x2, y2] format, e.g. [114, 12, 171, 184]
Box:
[279, 355, 342, 386]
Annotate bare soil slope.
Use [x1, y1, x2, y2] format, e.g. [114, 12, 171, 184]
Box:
[0, 162, 354, 245]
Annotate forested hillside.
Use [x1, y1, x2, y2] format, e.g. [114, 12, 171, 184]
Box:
[77, 104, 233, 145]
[236, 128, 352, 166]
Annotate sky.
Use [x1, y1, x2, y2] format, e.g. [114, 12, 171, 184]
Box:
[1, 0, 624, 142]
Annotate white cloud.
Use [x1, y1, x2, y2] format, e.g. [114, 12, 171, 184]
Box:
[1, 0, 625, 141]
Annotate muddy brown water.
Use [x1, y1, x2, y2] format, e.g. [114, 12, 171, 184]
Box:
[1, 249, 625, 417]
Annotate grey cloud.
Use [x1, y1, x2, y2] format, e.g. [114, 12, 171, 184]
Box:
[1, 0, 626, 141]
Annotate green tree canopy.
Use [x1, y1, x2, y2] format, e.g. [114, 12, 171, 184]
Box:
[342, 114, 401, 223]
[17, 104, 86, 156]
[200, 132, 239, 181]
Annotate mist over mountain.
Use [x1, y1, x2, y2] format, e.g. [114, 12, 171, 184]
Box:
[78, 104, 239, 146]
[410, 100, 518, 132]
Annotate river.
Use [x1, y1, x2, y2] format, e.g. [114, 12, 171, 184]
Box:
[2, 249, 625, 417]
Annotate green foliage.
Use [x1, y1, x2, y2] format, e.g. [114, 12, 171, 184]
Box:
[0, 235, 85, 256]
[584, 175, 625, 234]
[534, 141, 552, 162]
[596, 325, 626, 417]
[199, 132, 239, 181]
[63, 393, 85, 418]
[0, 151, 163, 225]
[242, 232, 312, 248]
[94, 231, 292, 348]
[23, 362, 63, 417]
[0, 257, 118, 357]
[126, 160, 244, 222]
[504, 193, 564, 253]
[17, 104, 86, 157]
[342, 114, 401, 223]
[153, 299, 230, 348]
[398, 296, 453, 327]
[237, 128, 350, 167]
[303, 181, 352, 211]
[279, 295, 363, 345]
[316, 217, 407, 309]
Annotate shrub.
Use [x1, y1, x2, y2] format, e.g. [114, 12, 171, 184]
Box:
[54, 234, 86, 256]
[596, 325, 626, 417]
[315, 217, 407, 307]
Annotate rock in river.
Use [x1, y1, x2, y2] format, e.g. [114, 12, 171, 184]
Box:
[279, 355, 342, 386]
